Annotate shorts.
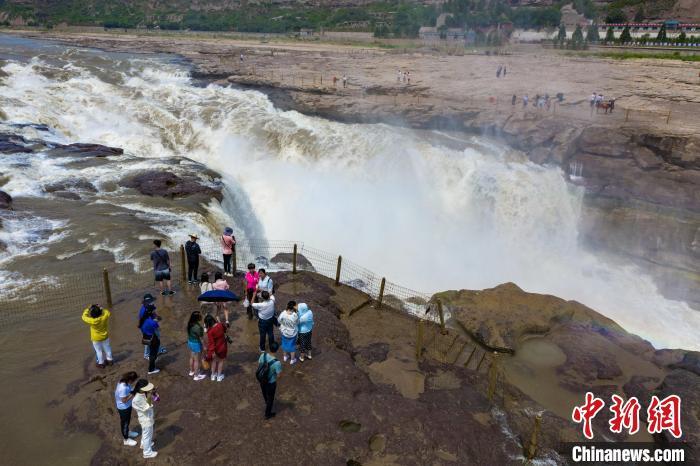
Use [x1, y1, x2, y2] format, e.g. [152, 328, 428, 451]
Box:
[188, 340, 202, 353]
[155, 270, 171, 282]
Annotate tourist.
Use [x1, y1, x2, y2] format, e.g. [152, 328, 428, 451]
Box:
[278, 301, 299, 364]
[503, 65, 507, 77]
[81, 304, 113, 368]
[187, 311, 207, 381]
[522, 94, 529, 108]
[199, 272, 215, 314]
[257, 341, 282, 420]
[406, 71, 411, 84]
[511, 94, 517, 106]
[496, 65, 502, 78]
[132, 379, 158, 459]
[221, 227, 235, 276]
[138, 294, 166, 360]
[205, 314, 227, 382]
[296, 303, 314, 361]
[589, 92, 597, 115]
[114, 371, 140, 446]
[150, 240, 174, 296]
[252, 291, 276, 352]
[212, 271, 230, 324]
[342, 75, 347, 88]
[397, 69, 401, 83]
[256, 268, 273, 300]
[596, 93, 604, 111]
[139, 304, 161, 375]
[185, 233, 201, 284]
[244, 263, 259, 320]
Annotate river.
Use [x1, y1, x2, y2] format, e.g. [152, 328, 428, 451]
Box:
[1, 33, 698, 353]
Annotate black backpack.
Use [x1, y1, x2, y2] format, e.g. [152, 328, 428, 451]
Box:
[256, 354, 277, 383]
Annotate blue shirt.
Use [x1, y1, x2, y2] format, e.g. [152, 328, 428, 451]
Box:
[141, 317, 159, 337]
[258, 353, 282, 383]
[115, 382, 132, 410]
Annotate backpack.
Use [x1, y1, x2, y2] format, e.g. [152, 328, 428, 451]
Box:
[256, 354, 277, 383]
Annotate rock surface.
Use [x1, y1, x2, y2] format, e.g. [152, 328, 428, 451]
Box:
[119, 170, 223, 200]
[46, 143, 124, 158]
[0, 190, 12, 209]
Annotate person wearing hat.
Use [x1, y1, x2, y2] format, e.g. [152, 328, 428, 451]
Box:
[81, 304, 113, 368]
[185, 233, 202, 285]
[131, 379, 158, 458]
[138, 294, 166, 361]
[220, 227, 236, 277]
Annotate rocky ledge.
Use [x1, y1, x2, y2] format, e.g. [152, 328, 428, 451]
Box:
[119, 170, 223, 201]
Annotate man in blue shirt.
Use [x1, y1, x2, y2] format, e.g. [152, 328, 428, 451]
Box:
[258, 341, 282, 420]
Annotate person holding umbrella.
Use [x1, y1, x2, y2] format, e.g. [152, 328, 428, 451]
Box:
[185, 234, 201, 285]
[212, 271, 231, 324]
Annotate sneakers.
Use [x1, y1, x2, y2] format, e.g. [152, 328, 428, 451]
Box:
[264, 412, 277, 420]
[188, 370, 195, 377]
[283, 354, 289, 362]
[159, 347, 167, 354]
[307, 352, 313, 360]
[216, 374, 225, 382]
[128, 431, 139, 438]
[194, 374, 207, 381]
[106, 360, 114, 366]
[143, 451, 158, 459]
[123, 438, 137, 446]
[210, 373, 216, 381]
[160, 290, 168, 296]
[96, 363, 106, 369]
[299, 355, 305, 362]
[147, 369, 160, 375]
[167, 290, 176, 296]
[290, 358, 297, 365]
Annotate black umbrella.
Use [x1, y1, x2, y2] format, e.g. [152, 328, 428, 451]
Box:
[197, 290, 240, 302]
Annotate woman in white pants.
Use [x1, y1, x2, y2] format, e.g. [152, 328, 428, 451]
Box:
[132, 379, 158, 459]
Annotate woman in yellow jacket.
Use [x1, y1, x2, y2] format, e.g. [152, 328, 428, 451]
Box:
[82, 304, 113, 368]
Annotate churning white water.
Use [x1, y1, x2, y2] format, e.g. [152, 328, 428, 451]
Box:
[1, 43, 698, 350]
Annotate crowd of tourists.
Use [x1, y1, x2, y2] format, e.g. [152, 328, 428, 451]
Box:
[81, 228, 316, 458]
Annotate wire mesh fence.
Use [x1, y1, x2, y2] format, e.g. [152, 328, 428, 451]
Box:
[0, 237, 447, 326]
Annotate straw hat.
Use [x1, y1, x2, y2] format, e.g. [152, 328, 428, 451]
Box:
[189, 233, 199, 240]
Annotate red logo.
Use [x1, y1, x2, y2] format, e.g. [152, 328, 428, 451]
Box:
[572, 393, 683, 439]
[572, 392, 606, 440]
[647, 395, 682, 439]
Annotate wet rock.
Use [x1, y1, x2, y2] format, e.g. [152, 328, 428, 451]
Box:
[339, 420, 362, 433]
[46, 143, 124, 158]
[0, 190, 12, 209]
[0, 240, 7, 253]
[0, 133, 32, 154]
[53, 191, 81, 200]
[119, 170, 223, 201]
[353, 343, 390, 365]
[669, 351, 700, 377]
[44, 178, 97, 193]
[270, 252, 315, 271]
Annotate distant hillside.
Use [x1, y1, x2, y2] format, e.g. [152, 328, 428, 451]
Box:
[0, 0, 694, 35]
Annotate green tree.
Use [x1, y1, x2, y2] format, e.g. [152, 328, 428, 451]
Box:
[557, 24, 566, 44]
[619, 25, 632, 44]
[677, 31, 687, 44]
[634, 7, 645, 22]
[586, 23, 600, 43]
[605, 26, 615, 43]
[572, 24, 584, 45]
[657, 24, 667, 42]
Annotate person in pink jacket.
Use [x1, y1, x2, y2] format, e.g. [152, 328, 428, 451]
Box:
[220, 227, 236, 276]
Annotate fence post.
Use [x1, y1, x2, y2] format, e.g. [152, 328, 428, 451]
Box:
[102, 268, 113, 308]
[334, 255, 342, 286]
[415, 320, 424, 361]
[180, 245, 186, 283]
[377, 277, 386, 308]
[292, 243, 298, 274]
[527, 414, 543, 460]
[437, 298, 446, 334]
[625, 108, 630, 122]
[666, 110, 671, 125]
